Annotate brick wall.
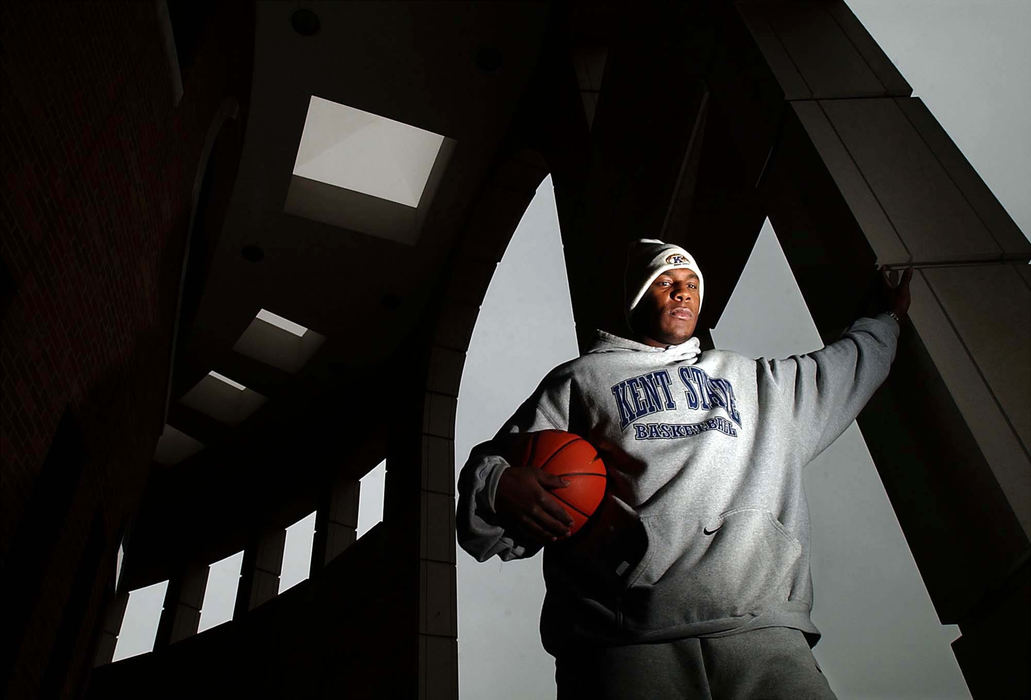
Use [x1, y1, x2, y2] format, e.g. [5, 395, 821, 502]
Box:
[0, 2, 253, 697]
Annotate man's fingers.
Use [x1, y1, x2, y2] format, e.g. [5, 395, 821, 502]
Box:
[538, 471, 569, 490]
[882, 266, 913, 288]
[531, 501, 573, 536]
[517, 515, 553, 544]
[519, 511, 568, 543]
[537, 492, 574, 528]
[495, 465, 574, 541]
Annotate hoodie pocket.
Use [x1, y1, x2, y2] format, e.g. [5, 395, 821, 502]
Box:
[622, 507, 802, 629]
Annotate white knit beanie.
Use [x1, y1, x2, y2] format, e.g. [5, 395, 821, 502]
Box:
[626, 239, 704, 314]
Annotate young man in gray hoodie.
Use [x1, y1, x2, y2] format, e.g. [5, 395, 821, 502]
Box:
[457, 239, 912, 699]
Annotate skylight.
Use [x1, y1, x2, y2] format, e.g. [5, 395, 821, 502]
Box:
[208, 371, 245, 391]
[292, 96, 444, 208]
[153, 424, 205, 466]
[284, 96, 454, 245]
[257, 308, 307, 337]
[180, 373, 266, 425]
[233, 311, 325, 374]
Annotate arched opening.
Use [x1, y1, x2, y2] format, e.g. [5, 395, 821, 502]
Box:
[455, 174, 576, 698]
[454, 208, 970, 698]
[712, 220, 968, 698]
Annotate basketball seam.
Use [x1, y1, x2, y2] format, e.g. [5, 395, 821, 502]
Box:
[557, 472, 606, 478]
[538, 437, 590, 471]
[551, 493, 593, 518]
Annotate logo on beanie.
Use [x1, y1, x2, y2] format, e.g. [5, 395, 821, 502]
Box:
[665, 253, 689, 266]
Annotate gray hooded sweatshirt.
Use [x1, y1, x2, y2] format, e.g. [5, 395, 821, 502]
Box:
[457, 314, 899, 655]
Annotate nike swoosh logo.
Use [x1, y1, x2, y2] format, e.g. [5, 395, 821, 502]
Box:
[703, 525, 723, 536]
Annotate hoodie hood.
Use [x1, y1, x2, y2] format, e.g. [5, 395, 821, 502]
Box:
[588, 330, 701, 364]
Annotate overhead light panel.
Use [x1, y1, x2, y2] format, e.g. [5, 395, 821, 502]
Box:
[292, 96, 444, 208]
[208, 371, 246, 391]
[257, 308, 308, 337]
[233, 309, 325, 374]
[284, 95, 455, 245]
[153, 424, 205, 466]
[180, 372, 266, 425]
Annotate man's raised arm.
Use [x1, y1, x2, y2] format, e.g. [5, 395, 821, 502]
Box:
[758, 269, 912, 464]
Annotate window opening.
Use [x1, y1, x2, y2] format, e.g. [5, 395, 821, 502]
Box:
[454, 175, 574, 699]
[711, 220, 966, 697]
[114, 540, 124, 591]
[279, 511, 316, 593]
[112, 580, 168, 661]
[357, 460, 386, 538]
[197, 550, 244, 632]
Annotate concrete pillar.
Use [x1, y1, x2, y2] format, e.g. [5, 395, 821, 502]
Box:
[92, 591, 128, 666]
[714, 2, 1031, 696]
[311, 476, 360, 574]
[416, 343, 462, 700]
[153, 563, 208, 648]
[233, 529, 285, 618]
[409, 156, 542, 696]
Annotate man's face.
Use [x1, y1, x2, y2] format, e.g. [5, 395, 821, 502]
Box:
[632, 267, 701, 347]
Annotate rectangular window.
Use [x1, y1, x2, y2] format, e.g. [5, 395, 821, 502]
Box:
[279, 512, 317, 593]
[357, 461, 387, 538]
[112, 580, 169, 661]
[197, 551, 244, 632]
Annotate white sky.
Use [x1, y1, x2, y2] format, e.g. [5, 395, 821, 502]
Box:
[456, 2, 1029, 697]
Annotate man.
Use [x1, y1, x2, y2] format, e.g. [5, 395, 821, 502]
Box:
[457, 239, 912, 698]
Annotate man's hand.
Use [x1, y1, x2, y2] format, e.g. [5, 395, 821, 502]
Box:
[884, 267, 913, 320]
[495, 465, 574, 545]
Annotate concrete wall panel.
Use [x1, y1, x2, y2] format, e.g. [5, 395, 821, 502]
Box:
[433, 301, 479, 352]
[423, 393, 457, 440]
[420, 491, 456, 564]
[923, 265, 1030, 448]
[817, 98, 1028, 265]
[913, 267, 1031, 536]
[859, 324, 1028, 622]
[426, 346, 465, 398]
[421, 434, 455, 496]
[420, 633, 458, 700]
[735, 1, 910, 100]
[419, 560, 457, 638]
[790, 101, 909, 265]
[894, 98, 1029, 256]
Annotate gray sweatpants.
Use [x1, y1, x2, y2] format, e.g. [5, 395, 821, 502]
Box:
[555, 627, 837, 700]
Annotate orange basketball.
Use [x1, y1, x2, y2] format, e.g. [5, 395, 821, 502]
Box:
[514, 430, 607, 535]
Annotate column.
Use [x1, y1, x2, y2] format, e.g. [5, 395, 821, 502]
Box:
[153, 562, 209, 648]
[716, 3, 1030, 696]
[233, 529, 286, 618]
[311, 476, 360, 574]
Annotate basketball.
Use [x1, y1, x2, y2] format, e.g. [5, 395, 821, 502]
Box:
[513, 430, 607, 535]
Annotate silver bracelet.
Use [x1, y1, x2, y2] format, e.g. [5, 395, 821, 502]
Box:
[887, 311, 902, 323]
